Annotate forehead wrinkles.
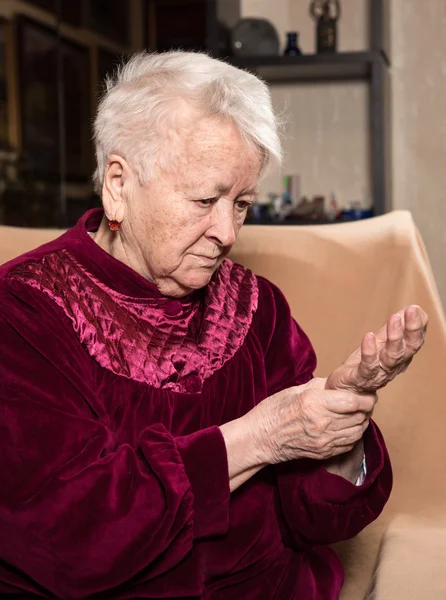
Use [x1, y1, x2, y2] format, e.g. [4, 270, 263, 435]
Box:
[175, 153, 258, 194]
[166, 117, 262, 189]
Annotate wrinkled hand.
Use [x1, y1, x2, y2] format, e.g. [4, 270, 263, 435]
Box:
[326, 305, 428, 394]
[246, 378, 376, 465]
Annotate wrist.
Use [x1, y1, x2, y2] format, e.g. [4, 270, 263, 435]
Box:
[324, 439, 365, 483]
[220, 413, 268, 476]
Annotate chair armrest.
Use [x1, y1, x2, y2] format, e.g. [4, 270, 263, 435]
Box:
[367, 515, 446, 599]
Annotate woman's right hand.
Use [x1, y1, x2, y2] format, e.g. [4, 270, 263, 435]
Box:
[244, 378, 376, 465]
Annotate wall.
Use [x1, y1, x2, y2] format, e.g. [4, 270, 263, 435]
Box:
[241, 0, 371, 208]
[391, 0, 446, 306]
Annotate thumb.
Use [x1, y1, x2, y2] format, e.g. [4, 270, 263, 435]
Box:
[326, 334, 377, 392]
[325, 364, 354, 391]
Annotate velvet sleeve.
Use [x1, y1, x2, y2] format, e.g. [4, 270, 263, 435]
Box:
[276, 421, 393, 546]
[254, 276, 317, 395]
[0, 280, 230, 598]
[255, 277, 393, 548]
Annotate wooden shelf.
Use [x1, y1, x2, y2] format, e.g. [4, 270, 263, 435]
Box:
[228, 43, 391, 216]
[228, 51, 388, 83]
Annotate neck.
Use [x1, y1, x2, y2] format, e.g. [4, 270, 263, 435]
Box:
[93, 216, 151, 283]
[91, 216, 193, 298]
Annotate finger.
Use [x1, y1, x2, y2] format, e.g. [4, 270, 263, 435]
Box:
[357, 332, 380, 374]
[330, 444, 356, 456]
[374, 307, 406, 345]
[404, 305, 427, 352]
[336, 420, 370, 446]
[324, 390, 377, 415]
[380, 313, 405, 368]
[330, 411, 369, 431]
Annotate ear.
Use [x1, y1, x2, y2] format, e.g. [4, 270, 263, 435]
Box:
[101, 154, 133, 224]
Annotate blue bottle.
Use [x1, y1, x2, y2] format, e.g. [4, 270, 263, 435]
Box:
[284, 32, 302, 56]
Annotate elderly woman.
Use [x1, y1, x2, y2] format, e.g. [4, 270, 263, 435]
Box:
[0, 52, 427, 599]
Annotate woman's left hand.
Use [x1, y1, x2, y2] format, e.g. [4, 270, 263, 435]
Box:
[326, 305, 428, 394]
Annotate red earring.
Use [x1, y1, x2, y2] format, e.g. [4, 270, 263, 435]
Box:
[108, 220, 121, 231]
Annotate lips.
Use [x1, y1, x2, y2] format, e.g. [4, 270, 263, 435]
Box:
[194, 254, 220, 266]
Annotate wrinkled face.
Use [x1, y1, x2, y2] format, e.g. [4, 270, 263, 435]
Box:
[123, 116, 262, 297]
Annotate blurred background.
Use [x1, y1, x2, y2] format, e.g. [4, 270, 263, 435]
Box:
[0, 0, 445, 304]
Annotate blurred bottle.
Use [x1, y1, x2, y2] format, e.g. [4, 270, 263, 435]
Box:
[284, 32, 302, 56]
[284, 175, 301, 208]
[326, 192, 338, 221]
[350, 200, 362, 220]
[310, 0, 340, 54]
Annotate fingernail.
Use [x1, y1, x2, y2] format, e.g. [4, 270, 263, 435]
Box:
[394, 314, 402, 327]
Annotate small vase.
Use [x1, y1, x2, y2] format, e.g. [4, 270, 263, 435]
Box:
[284, 32, 302, 56]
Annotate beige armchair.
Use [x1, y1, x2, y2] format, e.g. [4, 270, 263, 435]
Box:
[1, 211, 446, 599]
[232, 212, 446, 600]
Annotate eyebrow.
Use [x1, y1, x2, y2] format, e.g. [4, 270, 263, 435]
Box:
[213, 184, 260, 196]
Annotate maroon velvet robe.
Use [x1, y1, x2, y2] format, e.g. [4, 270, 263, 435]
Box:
[0, 209, 392, 599]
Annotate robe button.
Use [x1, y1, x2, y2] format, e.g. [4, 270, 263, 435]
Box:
[164, 300, 183, 317]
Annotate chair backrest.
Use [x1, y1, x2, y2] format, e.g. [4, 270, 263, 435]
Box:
[0, 225, 63, 266]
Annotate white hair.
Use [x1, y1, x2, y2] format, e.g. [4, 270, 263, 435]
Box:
[92, 50, 282, 195]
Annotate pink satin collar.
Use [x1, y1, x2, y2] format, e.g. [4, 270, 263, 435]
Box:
[9, 213, 259, 392]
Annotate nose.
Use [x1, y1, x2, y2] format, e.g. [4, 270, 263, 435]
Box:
[206, 204, 237, 247]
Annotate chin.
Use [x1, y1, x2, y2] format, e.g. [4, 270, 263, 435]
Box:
[183, 273, 214, 291]
[180, 266, 219, 292]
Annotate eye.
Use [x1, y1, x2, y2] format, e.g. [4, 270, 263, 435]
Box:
[235, 200, 252, 212]
[196, 197, 217, 207]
